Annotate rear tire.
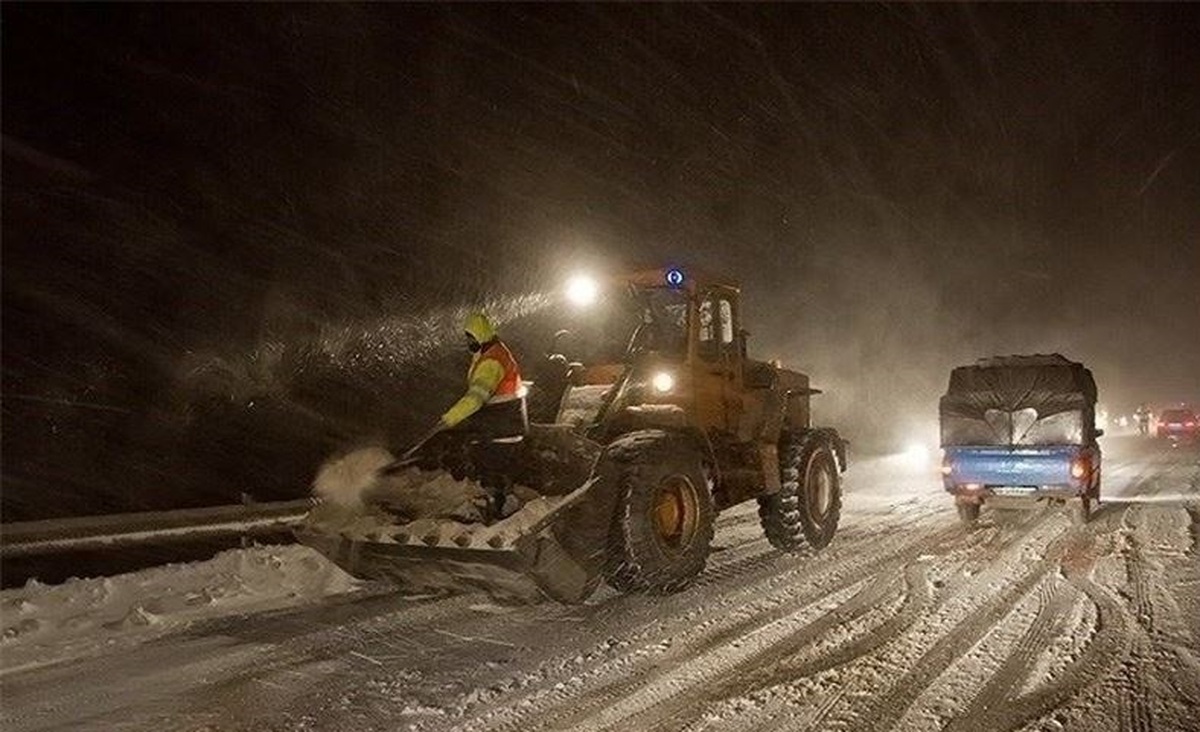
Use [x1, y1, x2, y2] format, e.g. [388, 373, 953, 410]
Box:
[759, 433, 842, 552]
[1068, 496, 1091, 526]
[602, 431, 715, 594]
[957, 501, 980, 527]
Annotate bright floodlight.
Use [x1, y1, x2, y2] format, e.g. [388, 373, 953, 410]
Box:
[565, 274, 599, 306]
[652, 371, 675, 393]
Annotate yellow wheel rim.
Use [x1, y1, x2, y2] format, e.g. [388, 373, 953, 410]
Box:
[653, 475, 699, 552]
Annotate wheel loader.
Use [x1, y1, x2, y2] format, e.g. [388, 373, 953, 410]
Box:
[296, 267, 848, 603]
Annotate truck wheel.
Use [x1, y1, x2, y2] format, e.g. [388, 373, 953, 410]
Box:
[602, 431, 715, 594]
[956, 501, 980, 527]
[759, 433, 842, 552]
[1068, 497, 1091, 526]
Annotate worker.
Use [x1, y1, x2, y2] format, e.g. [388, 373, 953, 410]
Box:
[436, 312, 528, 518]
[440, 312, 526, 434]
[1134, 403, 1151, 436]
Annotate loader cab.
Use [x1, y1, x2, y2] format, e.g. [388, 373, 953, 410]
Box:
[619, 270, 748, 435]
[552, 268, 750, 437]
[693, 285, 744, 433]
[697, 290, 738, 362]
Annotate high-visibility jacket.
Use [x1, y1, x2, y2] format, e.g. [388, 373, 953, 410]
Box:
[440, 339, 523, 427]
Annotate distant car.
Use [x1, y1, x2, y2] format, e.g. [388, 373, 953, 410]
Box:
[1156, 409, 1198, 440]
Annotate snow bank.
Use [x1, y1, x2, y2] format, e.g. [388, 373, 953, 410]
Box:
[0, 544, 360, 676]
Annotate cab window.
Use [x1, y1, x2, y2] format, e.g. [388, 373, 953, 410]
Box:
[699, 296, 734, 360]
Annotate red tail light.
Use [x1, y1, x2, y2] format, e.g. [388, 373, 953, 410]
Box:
[1070, 456, 1090, 480]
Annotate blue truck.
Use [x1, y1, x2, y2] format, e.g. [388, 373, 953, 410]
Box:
[939, 354, 1102, 526]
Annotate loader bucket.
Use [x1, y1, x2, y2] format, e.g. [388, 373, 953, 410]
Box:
[295, 478, 602, 604]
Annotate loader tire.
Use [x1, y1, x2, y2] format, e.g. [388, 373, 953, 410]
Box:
[602, 431, 715, 594]
[759, 432, 842, 552]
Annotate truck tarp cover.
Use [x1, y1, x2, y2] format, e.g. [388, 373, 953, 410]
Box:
[939, 355, 1097, 447]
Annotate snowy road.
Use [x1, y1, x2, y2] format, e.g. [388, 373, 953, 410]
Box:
[3, 437, 1198, 732]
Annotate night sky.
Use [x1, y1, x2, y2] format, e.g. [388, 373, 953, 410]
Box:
[3, 4, 1198, 521]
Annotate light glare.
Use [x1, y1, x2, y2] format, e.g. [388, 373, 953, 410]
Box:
[565, 275, 599, 306]
[652, 372, 675, 393]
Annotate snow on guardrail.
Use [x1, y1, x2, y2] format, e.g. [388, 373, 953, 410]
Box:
[0, 499, 317, 559]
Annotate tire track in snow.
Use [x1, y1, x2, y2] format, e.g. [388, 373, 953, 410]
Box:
[459, 521, 967, 732]
[526, 520, 1025, 732]
[626, 507, 1053, 732]
[648, 561, 933, 732]
[962, 575, 1131, 732]
[840, 518, 1075, 732]
[942, 576, 1075, 731]
[1115, 497, 1200, 732]
[947, 503, 1146, 732]
[694, 510, 938, 591]
[573, 510, 1046, 732]
[1123, 508, 1157, 732]
[584, 565, 909, 732]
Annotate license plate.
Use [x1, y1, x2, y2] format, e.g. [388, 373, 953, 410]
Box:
[992, 486, 1034, 496]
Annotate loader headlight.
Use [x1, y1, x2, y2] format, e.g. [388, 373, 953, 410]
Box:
[652, 371, 675, 393]
[565, 274, 599, 307]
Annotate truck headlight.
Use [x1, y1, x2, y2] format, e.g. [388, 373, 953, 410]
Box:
[652, 371, 675, 393]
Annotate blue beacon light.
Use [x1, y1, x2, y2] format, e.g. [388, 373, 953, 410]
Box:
[665, 268, 686, 287]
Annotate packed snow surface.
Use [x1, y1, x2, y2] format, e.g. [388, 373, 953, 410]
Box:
[2, 437, 1198, 732]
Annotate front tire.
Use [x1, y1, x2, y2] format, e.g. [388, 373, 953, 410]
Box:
[956, 500, 981, 527]
[602, 431, 715, 594]
[759, 432, 843, 552]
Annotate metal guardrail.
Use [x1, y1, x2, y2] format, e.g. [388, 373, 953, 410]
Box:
[0, 498, 317, 559]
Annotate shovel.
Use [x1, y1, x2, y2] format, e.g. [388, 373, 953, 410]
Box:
[379, 424, 445, 476]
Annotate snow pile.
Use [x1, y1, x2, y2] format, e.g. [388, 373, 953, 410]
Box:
[312, 446, 486, 520]
[371, 470, 489, 521]
[0, 544, 360, 675]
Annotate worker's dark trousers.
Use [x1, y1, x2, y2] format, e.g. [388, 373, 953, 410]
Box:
[444, 399, 529, 516]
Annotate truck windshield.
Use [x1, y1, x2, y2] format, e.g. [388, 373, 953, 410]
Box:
[561, 287, 689, 364]
[630, 288, 688, 357]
